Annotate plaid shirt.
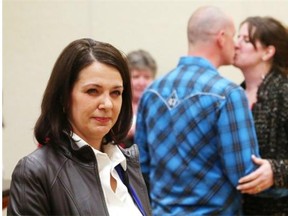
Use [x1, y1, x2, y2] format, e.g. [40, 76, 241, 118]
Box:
[135, 56, 260, 215]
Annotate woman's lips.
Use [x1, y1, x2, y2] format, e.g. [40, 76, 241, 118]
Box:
[94, 117, 110, 123]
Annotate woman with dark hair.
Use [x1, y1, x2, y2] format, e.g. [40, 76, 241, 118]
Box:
[7, 38, 151, 216]
[234, 16, 288, 215]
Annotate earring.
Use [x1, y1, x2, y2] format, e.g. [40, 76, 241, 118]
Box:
[261, 74, 266, 80]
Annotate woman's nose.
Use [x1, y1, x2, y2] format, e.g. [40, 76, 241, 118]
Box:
[98, 95, 113, 109]
[235, 36, 245, 48]
[235, 39, 241, 49]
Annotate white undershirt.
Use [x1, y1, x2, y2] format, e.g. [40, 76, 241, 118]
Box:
[72, 133, 142, 216]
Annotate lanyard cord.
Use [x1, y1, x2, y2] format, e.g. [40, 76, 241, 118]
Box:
[115, 165, 146, 216]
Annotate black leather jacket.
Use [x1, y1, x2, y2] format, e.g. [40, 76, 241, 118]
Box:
[7, 139, 152, 216]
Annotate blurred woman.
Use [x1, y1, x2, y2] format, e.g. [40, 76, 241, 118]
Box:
[234, 16, 288, 215]
[123, 50, 157, 147]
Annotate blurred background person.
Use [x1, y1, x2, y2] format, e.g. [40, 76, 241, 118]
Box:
[7, 38, 151, 216]
[234, 16, 288, 215]
[122, 49, 157, 148]
[135, 6, 260, 215]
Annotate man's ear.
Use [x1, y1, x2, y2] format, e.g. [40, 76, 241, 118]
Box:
[262, 45, 275, 61]
[216, 30, 225, 48]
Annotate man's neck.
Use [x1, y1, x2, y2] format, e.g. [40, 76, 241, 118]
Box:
[188, 44, 221, 69]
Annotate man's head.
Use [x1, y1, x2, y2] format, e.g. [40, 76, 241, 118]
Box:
[187, 6, 236, 67]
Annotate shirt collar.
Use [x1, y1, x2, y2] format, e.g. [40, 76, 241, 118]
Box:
[72, 133, 127, 170]
[178, 56, 217, 72]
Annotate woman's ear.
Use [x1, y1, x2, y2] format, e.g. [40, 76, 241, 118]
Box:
[262, 45, 275, 61]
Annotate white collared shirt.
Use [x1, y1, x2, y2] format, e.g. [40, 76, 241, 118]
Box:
[72, 133, 142, 216]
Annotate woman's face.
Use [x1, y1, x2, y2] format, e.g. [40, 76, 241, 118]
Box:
[234, 22, 267, 70]
[131, 69, 154, 102]
[69, 61, 123, 146]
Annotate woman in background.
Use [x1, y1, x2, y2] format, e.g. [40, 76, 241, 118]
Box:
[234, 16, 288, 215]
[123, 49, 157, 148]
[7, 38, 151, 216]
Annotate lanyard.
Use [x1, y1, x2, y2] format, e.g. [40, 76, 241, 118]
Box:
[115, 165, 146, 216]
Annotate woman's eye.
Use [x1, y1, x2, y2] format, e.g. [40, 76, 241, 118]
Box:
[132, 75, 140, 79]
[237, 35, 251, 43]
[87, 89, 97, 95]
[144, 75, 153, 80]
[243, 36, 251, 43]
[112, 90, 122, 96]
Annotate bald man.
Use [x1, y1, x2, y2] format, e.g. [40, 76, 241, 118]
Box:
[135, 6, 260, 215]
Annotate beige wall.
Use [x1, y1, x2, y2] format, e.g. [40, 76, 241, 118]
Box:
[3, 0, 288, 180]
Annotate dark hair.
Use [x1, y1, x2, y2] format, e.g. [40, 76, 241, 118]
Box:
[34, 38, 133, 145]
[127, 49, 157, 78]
[242, 16, 288, 75]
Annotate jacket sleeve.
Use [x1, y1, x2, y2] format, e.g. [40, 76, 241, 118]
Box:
[269, 82, 288, 188]
[7, 156, 50, 216]
[268, 159, 288, 188]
